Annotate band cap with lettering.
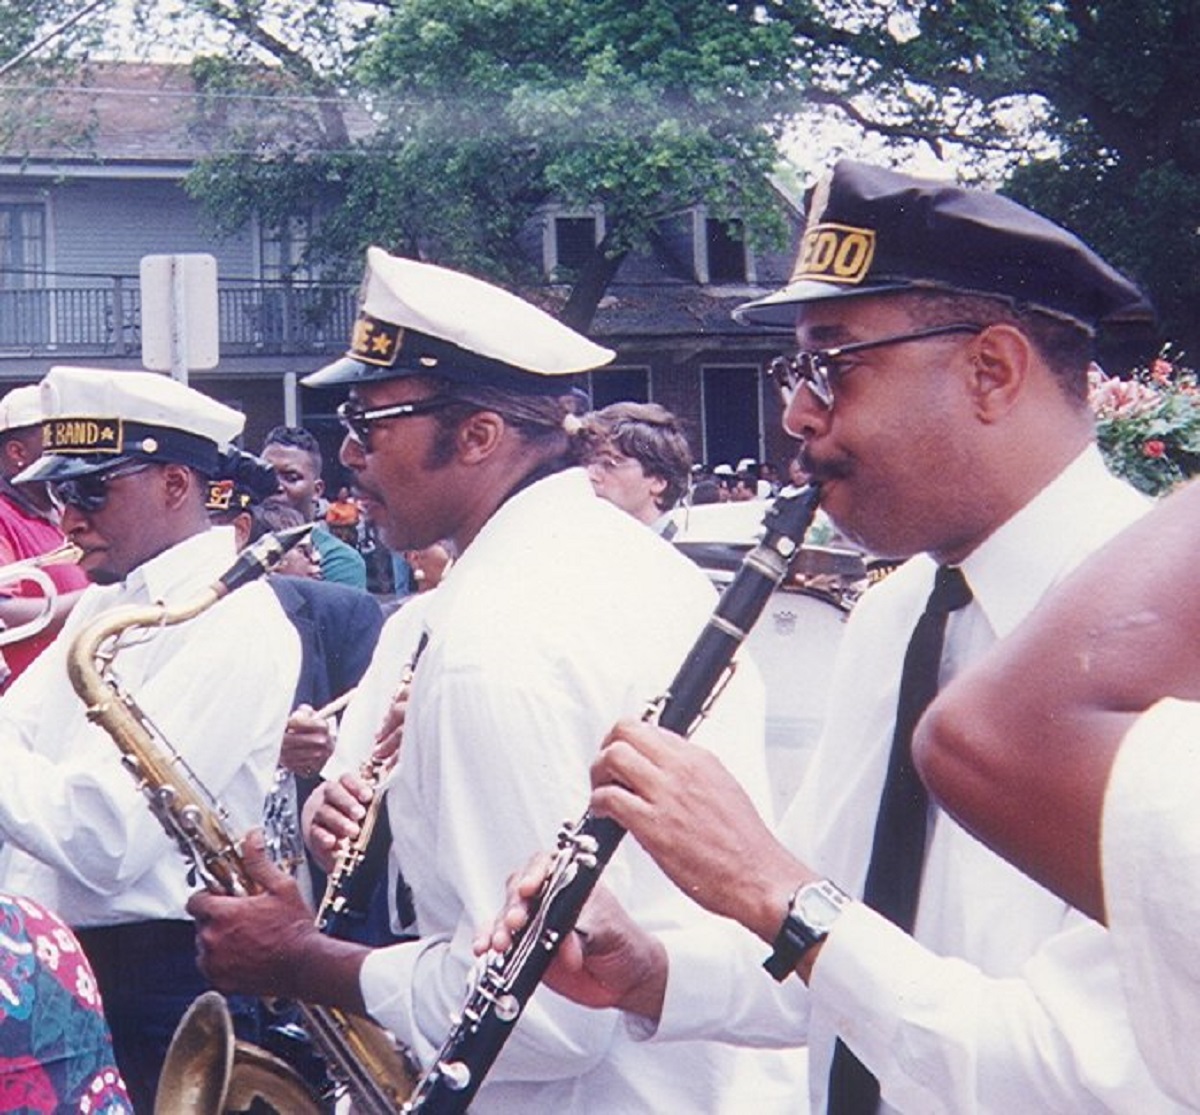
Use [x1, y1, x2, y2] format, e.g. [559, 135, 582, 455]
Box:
[303, 246, 615, 393]
[734, 159, 1154, 332]
[0, 385, 43, 434]
[205, 448, 282, 515]
[16, 365, 244, 484]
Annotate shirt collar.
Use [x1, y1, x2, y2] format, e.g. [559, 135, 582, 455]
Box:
[959, 444, 1149, 640]
[122, 524, 239, 604]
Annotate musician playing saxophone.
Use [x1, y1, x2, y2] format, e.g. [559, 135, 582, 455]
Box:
[0, 366, 301, 1111]
[189, 249, 795, 1113]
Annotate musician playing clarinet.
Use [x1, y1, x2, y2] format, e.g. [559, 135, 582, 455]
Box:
[486, 160, 1191, 1113]
[189, 247, 799, 1111]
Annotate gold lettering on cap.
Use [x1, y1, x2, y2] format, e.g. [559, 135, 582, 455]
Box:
[42, 418, 124, 455]
[791, 223, 876, 286]
[348, 312, 402, 367]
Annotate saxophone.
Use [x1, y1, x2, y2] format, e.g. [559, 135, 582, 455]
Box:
[66, 527, 418, 1114]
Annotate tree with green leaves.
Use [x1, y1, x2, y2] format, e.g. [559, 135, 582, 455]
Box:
[777, 0, 1198, 353]
[179, 0, 1200, 348]
[182, 0, 809, 329]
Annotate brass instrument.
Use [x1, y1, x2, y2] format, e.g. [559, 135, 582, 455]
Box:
[157, 992, 317, 1115]
[65, 527, 417, 1114]
[0, 541, 82, 648]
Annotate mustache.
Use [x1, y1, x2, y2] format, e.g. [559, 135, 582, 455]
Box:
[798, 450, 852, 482]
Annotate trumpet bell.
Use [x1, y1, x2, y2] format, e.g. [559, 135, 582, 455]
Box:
[0, 541, 84, 648]
[155, 991, 321, 1115]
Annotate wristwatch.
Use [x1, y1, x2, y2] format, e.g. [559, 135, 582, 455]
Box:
[763, 878, 851, 981]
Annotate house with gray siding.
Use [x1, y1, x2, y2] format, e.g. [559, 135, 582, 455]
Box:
[0, 62, 805, 480]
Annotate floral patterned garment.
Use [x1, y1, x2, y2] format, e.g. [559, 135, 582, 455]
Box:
[0, 894, 130, 1113]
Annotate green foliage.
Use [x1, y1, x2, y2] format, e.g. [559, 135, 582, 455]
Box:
[183, 0, 806, 317]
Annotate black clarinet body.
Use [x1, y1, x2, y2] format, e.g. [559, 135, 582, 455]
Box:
[403, 484, 823, 1113]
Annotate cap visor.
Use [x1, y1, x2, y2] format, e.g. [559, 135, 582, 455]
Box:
[15, 453, 136, 485]
[733, 280, 912, 328]
[301, 356, 398, 389]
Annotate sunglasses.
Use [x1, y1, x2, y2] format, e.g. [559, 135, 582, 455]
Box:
[336, 397, 459, 447]
[768, 323, 984, 409]
[48, 461, 153, 514]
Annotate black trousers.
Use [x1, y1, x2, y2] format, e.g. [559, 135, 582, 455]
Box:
[76, 920, 262, 1114]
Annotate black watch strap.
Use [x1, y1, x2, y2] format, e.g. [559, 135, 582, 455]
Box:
[763, 879, 849, 982]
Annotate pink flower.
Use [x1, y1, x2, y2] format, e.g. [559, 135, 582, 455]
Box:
[1144, 440, 1167, 458]
[1151, 358, 1174, 384]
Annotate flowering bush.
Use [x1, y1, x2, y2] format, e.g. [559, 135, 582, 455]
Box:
[1089, 350, 1200, 496]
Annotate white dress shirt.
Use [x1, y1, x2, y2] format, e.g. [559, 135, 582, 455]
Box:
[654, 447, 1189, 1111]
[1103, 697, 1200, 1108]
[0, 526, 300, 926]
[357, 468, 799, 1112]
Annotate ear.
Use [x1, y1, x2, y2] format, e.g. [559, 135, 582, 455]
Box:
[967, 323, 1032, 422]
[2, 439, 25, 471]
[161, 463, 195, 511]
[648, 473, 668, 500]
[231, 510, 253, 550]
[456, 410, 507, 464]
[314, 476, 326, 500]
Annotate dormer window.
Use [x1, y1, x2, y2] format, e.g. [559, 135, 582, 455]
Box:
[694, 208, 753, 284]
[544, 207, 604, 278]
[706, 218, 747, 282]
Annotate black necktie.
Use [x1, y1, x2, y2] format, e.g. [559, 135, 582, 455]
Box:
[826, 565, 973, 1115]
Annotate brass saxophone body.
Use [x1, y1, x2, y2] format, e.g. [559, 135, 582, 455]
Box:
[66, 529, 417, 1114]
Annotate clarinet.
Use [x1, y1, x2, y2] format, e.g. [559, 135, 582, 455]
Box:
[403, 484, 822, 1113]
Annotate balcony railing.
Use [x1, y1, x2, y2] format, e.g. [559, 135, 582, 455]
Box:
[0, 277, 359, 359]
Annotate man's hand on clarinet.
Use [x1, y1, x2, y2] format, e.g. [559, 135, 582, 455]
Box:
[590, 718, 816, 945]
[301, 773, 375, 874]
[475, 852, 669, 1023]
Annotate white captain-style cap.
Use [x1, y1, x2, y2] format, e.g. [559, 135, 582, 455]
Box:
[16, 365, 245, 483]
[0, 385, 43, 433]
[303, 246, 615, 392]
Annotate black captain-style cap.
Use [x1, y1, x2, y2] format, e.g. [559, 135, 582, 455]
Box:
[205, 448, 282, 515]
[734, 160, 1154, 332]
[303, 247, 615, 393]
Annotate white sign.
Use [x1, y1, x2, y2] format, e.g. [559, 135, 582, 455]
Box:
[139, 254, 220, 381]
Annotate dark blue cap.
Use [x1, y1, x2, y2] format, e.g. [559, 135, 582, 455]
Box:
[735, 160, 1154, 332]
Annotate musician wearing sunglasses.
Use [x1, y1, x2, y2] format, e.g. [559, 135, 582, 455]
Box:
[188, 247, 797, 1111]
[0, 366, 301, 1110]
[484, 160, 1185, 1113]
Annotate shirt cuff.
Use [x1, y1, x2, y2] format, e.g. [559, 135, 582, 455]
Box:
[360, 934, 453, 1068]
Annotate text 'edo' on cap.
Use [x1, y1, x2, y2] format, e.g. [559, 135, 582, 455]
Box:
[734, 160, 1154, 332]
